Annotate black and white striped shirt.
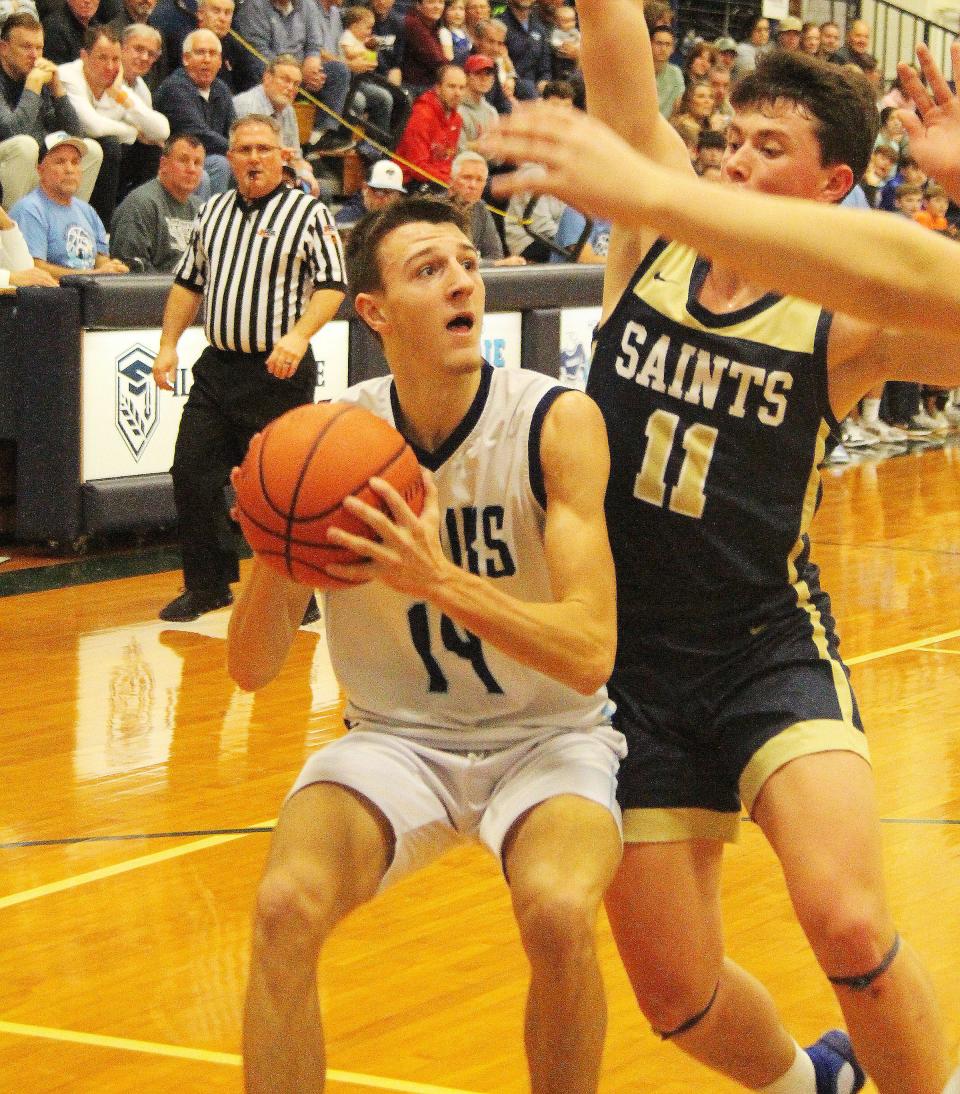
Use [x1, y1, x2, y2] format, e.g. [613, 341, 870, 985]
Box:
[174, 185, 347, 354]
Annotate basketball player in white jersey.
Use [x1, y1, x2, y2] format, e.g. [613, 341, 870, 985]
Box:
[229, 196, 626, 1094]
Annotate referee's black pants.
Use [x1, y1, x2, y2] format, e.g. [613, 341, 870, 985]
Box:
[171, 344, 317, 596]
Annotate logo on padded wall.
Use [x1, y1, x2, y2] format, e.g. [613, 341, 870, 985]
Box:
[116, 345, 159, 460]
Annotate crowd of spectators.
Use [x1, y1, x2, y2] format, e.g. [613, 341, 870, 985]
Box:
[1, 0, 959, 419]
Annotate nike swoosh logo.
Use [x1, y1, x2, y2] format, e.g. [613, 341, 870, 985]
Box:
[653, 272, 673, 283]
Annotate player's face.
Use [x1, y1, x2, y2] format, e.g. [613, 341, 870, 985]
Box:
[228, 121, 285, 199]
[373, 222, 485, 373]
[722, 105, 849, 203]
[38, 145, 83, 203]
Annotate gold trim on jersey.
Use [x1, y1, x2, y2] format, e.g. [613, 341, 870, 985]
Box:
[635, 242, 823, 353]
[622, 806, 742, 845]
[739, 719, 872, 813]
[786, 419, 858, 725]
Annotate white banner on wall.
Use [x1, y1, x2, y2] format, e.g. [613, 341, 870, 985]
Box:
[481, 311, 522, 369]
[558, 306, 601, 390]
[81, 322, 350, 482]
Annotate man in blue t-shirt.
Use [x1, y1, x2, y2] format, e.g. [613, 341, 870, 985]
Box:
[10, 130, 128, 279]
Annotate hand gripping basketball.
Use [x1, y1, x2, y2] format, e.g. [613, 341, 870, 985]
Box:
[234, 402, 425, 588]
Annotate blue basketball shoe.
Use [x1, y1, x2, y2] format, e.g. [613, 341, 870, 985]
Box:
[805, 1029, 866, 1094]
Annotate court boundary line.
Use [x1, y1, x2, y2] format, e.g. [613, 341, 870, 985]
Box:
[845, 627, 960, 666]
[0, 826, 274, 850]
[0, 1021, 482, 1094]
[0, 823, 276, 911]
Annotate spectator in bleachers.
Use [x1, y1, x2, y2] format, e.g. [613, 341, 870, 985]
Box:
[109, 129, 201, 269]
[874, 105, 908, 166]
[733, 16, 769, 77]
[457, 52, 496, 148]
[439, 0, 472, 65]
[708, 64, 731, 125]
[0, 201, 57, 282]
[402, 0, 447, 96]
[818, 21, 841, 60]
[10, 129, 127, 275]
[394, 61, 463, 188]
[859, 144, 898, 207]
[799, 22, 819, 56]
[893, 181, 924, 218]
[0, 13, 102, 208]
[772, 16, 801, 52]
[369, 0, 404, 84]
[108, 0, 166, 89]
[879, 153, 926, 211]
[879, 67, 919, 113]
[695, 126, 724, 175]
[669, 80, 721, 136]
[914, 184, 953, 234]
[146, 0, 195, 78]
[650, 23, 682, 118]
[833, 19, 877, 71]
[195, 0, 255, 93]
[116, 22, 165, 194]
[58, 24, 168, 221]
[233, 53, 320, 195]
[711, 35, 736, 73]
[334, 4, 394, 140]
[464, 0, 489, 46]
[153, 27, 232, 190]
[548, 5, 578, 80]
[682, 41, 716, 87]
[500, 0, 549, 100]
[232, 0, 351, 152]
[472, 17, 515, 112]
[333, 155, 404, 226]
[43, 0, 112, 64]
[448, 148, 524, 263]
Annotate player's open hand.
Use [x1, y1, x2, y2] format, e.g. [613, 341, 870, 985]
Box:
[897, 42, 960, 205]
[324, 469, 451, 596]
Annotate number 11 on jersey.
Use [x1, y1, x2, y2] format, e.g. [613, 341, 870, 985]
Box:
[634, 409, 718, 520]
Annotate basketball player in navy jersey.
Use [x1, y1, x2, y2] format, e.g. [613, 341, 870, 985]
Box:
[229, 196, 627, 1093]
[482, 7, 959, 1094]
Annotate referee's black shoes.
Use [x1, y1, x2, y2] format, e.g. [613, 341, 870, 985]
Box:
[159, 588, 234, 623]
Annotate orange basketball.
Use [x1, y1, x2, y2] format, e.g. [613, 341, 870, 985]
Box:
[235, 401, 425, 588]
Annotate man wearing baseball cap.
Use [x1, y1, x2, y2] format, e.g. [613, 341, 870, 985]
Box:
[774, 16, 802, 51]
[334, 156, 406, 227]
[9, 129, 128, 279]
[712, 35, 737, 71]
[459, 53, 499, 150]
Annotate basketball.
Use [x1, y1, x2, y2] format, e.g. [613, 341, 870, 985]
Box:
[235, 401, 425, 588]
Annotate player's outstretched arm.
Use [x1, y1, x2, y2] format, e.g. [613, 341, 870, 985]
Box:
[483, 102, 960, 336]
[326, 393, 617, 696]
[897, 42, 960, 205]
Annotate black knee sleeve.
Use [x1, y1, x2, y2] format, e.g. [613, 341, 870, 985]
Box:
[828, 931, 901, 991]
[653, 980, 720, 1041]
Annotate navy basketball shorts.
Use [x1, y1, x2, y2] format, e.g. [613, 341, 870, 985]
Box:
[611, 592, 869, 844]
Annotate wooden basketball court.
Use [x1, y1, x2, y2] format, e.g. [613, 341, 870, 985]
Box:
[1, 441, 958, 1093]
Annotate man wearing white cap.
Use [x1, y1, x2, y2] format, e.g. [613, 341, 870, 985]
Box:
[334, 156, 406, 227]
[9, 129, 128, 278]
[774, 16, 802, 51]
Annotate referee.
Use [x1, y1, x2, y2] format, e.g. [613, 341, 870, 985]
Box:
[153, 114, 346, 623]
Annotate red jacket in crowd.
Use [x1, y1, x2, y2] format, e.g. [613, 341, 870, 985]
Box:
[395, 88, 463, 185]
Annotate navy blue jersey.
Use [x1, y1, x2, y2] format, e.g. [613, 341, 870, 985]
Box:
[588, 239, 840, 645]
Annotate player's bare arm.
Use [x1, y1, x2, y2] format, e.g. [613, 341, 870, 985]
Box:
[328, 391, 617, 696]
[484, 101, 960, 336]
[827, 314, 960, 420]
[577, 0, 692, 317]
[227, 554, 313, 691]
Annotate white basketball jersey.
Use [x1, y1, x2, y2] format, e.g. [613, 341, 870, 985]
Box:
[324, 364, 614, 747]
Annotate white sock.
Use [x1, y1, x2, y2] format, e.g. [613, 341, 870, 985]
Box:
[944, 1061, 960, 1094]
[862, 397, 882, 425]
[759, 1042, 817, 1094]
